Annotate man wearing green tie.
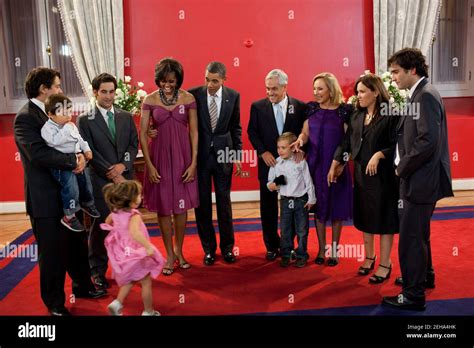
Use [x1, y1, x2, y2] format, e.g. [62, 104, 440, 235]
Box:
[77, 73, 138, 290]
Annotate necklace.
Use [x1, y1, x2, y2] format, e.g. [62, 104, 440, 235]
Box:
[159, 89, 179, 106]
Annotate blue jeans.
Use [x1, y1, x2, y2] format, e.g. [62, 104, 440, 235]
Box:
[51, 169, 95, 216]
[280, 194, 309, 259]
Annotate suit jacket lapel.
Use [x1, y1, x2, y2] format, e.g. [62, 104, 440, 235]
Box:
[93, 107, 115, 146]
[397, 78, 428, 131]
[265, 99, 279, 137]
[283, 96, 294, 132]
[216, 86, 230, 131]
[29, 101, 49, 124]
[114, 110, 124, 148]
[356, 110, 364, 138]
[199, 87, 212, 132]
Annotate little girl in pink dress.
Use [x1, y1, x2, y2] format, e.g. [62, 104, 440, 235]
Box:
[100, 180, 165, 316]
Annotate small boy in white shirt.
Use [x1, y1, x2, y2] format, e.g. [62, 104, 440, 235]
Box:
[268, 132, 316, 267]
[41, 94, 100, 232]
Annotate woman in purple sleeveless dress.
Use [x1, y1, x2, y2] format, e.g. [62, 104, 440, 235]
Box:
[293, 72, 353, 266]
[139, 58, 199, 276]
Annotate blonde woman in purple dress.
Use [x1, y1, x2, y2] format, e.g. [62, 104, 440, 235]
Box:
[139, 58, 199, 276]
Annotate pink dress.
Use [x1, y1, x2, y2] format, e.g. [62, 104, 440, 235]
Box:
[142, 102, 199, 215]
[101, 209, 165, 286]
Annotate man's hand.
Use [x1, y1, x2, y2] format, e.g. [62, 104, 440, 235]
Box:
[304, 202, 315, 211]
[261, 151, 276, 167]
[73, 153, 86, 174]
[147, 127, 158, 138]
[234, 161, 243, 177]
[106, 163, 126, 180]
[84, 151, 93, 161]
[112, 174, 126, 184]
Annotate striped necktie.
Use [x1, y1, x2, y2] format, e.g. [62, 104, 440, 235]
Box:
[209, 95, 218, 132]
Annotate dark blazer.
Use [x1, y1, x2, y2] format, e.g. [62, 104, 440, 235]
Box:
[14, 101, 77, 217]
[188, 86, 242, 167]
[334, 109, 397, 163]
[247, 96, 307, 181]
[77, 106, 138, 198]
[397, 78, 453, 204]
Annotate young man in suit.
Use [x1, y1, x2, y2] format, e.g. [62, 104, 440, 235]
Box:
[14, 67, 105, 316]
[189, 62, 243, 265]
[247, 69, 307, 261]
[382, 48, 453, 311]
[77, 73, 139, 289]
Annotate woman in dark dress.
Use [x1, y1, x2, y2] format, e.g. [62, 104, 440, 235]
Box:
[330, 73, 398, 283]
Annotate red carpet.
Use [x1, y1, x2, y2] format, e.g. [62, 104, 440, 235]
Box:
[1, 215, 473, 316]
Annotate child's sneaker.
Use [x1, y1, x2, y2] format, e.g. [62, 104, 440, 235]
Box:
[61, 216, 85, 232]
[82, 205, 100, 218]
[142, 309, 161, 316]
[107, 299, 123, 316]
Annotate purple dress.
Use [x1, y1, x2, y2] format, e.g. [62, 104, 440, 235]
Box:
[306, 102, 353, 223]
[142, 102, 199, 215]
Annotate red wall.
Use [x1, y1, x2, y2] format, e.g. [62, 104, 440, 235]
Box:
[1, 0, 473, 203]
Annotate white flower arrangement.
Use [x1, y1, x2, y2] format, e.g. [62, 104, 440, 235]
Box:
[348, 70, 408, 108]
[114, 76, 147, 115]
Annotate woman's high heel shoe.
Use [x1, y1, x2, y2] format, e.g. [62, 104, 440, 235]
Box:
[369, 264, 392, 284]
[358, 255, 377, 276]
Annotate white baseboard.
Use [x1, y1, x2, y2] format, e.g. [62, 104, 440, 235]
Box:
[452, 178, 474, 191]
[0, 202, 26, 214]
[1, 180, 473, 214]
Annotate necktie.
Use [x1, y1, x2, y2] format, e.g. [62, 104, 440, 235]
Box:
[209, 95, 218, 132]
[276, 104, 284, 135]
[107, 110, 116, 142]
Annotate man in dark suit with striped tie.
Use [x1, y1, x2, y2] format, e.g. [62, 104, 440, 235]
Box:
[189, 62, 242, 265]
[247, 69, 307, 261]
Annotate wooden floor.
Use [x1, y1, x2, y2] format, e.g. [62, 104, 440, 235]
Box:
[1, 191, 473, 246]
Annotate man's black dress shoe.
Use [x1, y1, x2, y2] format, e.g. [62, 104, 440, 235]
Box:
[394, 274, 435, 289]
[73, 288, 107, 299]
[382, 294, 426, 311]
[265, 250, 279, 261]
[203, 253, 215, 266]
[48, 306, 71, 316]
[93, 276, 110, 289]
[223, 251, 236, 263]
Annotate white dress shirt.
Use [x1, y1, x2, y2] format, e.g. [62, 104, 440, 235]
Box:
[267, 155, 316, 204]
[395, 76, 426, 166]
[96, 103, 115, 124]
[30, 98, 47, 115]
[207, 86, 223, 120]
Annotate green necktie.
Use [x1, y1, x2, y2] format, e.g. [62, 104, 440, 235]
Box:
[106, 110, 116, 142]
